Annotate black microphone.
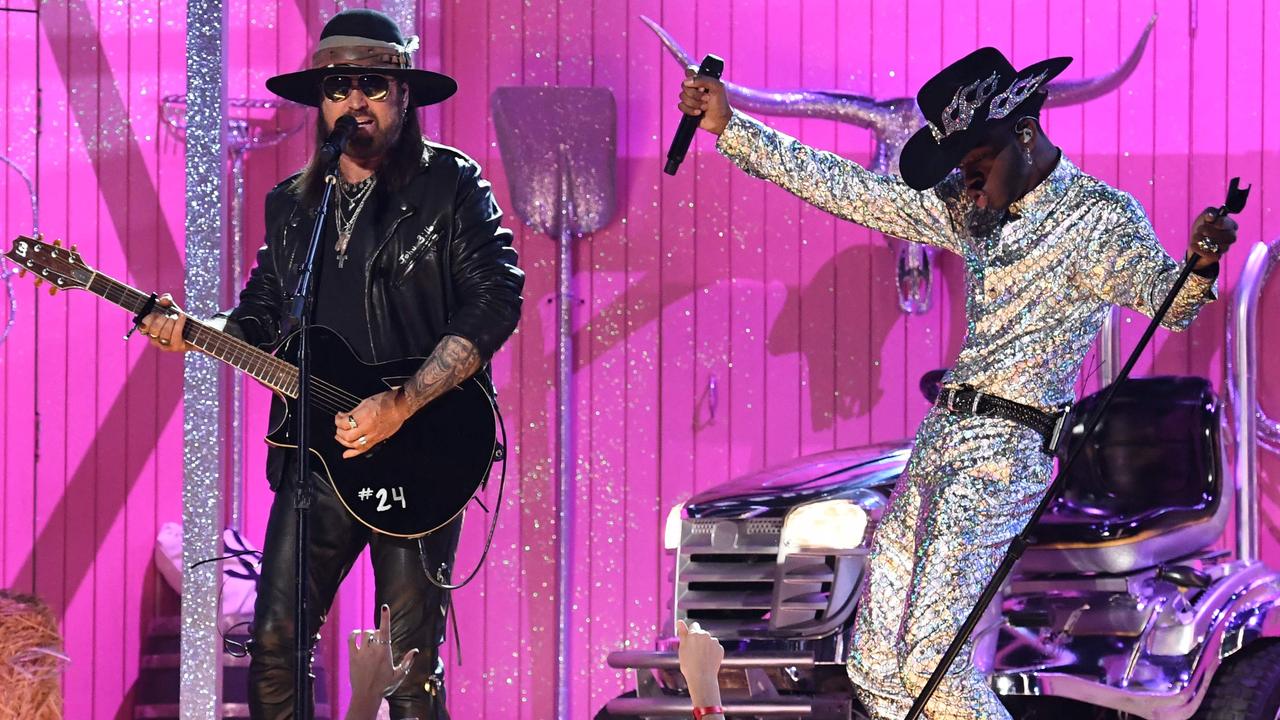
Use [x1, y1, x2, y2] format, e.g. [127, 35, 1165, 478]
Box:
[318, 115, 359, 166]
[664, 53, 725, 176]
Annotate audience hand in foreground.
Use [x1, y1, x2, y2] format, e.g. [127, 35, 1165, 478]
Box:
[344, 604, 418, 720]
[677, 619, 725, 713]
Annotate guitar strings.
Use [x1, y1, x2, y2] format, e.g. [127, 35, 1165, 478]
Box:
[91, 275, 373, 413]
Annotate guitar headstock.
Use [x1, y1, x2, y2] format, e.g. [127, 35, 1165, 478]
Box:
[5, 235, 93, 295]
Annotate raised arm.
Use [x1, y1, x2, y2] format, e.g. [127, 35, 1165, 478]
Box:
[1077, 192, 1225, 331]
[717, 112, 958, 250]
[679, 70, 959, 252]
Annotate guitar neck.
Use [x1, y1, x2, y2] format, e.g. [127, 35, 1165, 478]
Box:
[86, 272, 299, 397]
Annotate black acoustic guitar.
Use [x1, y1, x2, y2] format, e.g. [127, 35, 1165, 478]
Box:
[6, 234, 497, 538]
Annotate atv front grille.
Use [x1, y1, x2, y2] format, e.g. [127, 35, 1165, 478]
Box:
[674, 517, 866, 640]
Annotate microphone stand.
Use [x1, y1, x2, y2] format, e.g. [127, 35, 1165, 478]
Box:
[288, 158, 340, 720]
[904, 178, 1249, 720]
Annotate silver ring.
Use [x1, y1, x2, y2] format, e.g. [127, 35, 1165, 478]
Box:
[358, 435, 368, 446]
[347, 414, 358, 430]
[1197, 236, 1220, 254]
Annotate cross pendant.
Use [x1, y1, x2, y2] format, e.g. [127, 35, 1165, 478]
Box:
[336, 232, 350, 269]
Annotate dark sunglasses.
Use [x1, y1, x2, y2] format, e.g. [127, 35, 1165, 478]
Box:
[321, 74, 396, 103]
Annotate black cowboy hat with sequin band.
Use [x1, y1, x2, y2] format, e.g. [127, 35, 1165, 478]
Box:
[266, 8, 456, 108]
[898, 48, 1072, 191]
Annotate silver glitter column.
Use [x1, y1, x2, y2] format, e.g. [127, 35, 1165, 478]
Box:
[180, 0, 227, 714]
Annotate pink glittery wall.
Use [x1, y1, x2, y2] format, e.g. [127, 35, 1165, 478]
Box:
[3, 1, 1280, 718]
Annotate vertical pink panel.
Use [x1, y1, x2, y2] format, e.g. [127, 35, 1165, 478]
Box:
[727, 0, 769, 479]
[122, 0, 165, 709]
[552, 0, 598, 713]
[1116, 1, 1159, 379]
[585, 0, 631, 712]
[624, 0, 666, 685]
[864, 0, 908, 442]
[656, 0, 697, 643]
[418, 0, 446, 138]
[831, 1, 876, 451]
[435, 1, 484, 713]
[760, 0, 801, 461]
[1262, 0, 1280, 560]
[1266, 0, 1280, 246]
[1150, 0, 1193, 376]
[1185, 0, 1228, 380]
[31, 9, 69, 681]
[692, 0, 733, 489]
[1222, 0, 1266, 558]
[469, 0, 525, 715]
[1225, 0, 1265, 329]
[1, 10, 39, 596]
[513, 1, 558, 718]
[154, 0, 188, 651]
[795, 0, 837, 455]
[91, 1, 129, 711]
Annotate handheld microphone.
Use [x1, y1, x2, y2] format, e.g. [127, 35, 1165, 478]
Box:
[664, 54, 725, 176]
[318, 115, 359, 166]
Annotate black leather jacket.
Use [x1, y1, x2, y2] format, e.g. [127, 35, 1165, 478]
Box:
[226, 141, 523, 364]
[225, 142, 523, 490]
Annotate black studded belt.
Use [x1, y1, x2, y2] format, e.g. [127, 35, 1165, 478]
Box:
[935, 385, 1070, 455]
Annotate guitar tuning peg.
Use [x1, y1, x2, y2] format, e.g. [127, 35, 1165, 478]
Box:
[17, 268, 26, 278]
[48, 286, 58, 296]
[33, 277, 42, 288]
[35, 232, 43, 241]
[52, 239, 61, 247]
[71, 244, 78, 253]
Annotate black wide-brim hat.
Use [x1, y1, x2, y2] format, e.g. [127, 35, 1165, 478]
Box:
[266, 8, 457, 108]
[899, 47, 1071, 191]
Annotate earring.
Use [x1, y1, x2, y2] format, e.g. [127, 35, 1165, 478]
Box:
[1019, 128, 1033, 144]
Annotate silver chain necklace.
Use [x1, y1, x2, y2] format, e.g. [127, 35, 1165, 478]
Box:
[334, 175, 377, 269]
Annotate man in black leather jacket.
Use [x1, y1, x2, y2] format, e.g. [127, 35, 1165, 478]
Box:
[139, 9, 522, 719]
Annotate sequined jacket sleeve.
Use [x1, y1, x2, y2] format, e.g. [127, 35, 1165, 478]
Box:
[716, 112, 960, 253]
[1077, 191, 1217, 331]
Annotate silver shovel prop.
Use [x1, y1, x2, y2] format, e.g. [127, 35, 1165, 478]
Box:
[491, 86, 617, 720]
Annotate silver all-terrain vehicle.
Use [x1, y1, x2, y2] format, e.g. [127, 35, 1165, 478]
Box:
[601, 241, 1280, 720]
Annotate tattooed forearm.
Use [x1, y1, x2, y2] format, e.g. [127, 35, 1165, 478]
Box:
[399, 335, 483, 415]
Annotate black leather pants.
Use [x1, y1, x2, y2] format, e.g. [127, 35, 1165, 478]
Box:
[248, 467, 461, 720]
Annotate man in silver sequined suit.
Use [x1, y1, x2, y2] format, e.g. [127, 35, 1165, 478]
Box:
[678, 48, 1238, 720]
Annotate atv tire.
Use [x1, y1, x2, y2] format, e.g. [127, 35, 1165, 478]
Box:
[1193, 640, 1280, 720]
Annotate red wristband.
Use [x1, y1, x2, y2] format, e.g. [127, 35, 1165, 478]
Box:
[692, 706, 724, 720]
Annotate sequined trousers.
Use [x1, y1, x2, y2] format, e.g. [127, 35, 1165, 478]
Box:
[846, 407, 1053, 720]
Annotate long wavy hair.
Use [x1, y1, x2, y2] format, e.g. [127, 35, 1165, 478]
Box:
[291, 92, 425, 207]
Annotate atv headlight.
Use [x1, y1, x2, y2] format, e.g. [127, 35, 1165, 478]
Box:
[780, 499, 868, 552]
[663, 502, 686, 551]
